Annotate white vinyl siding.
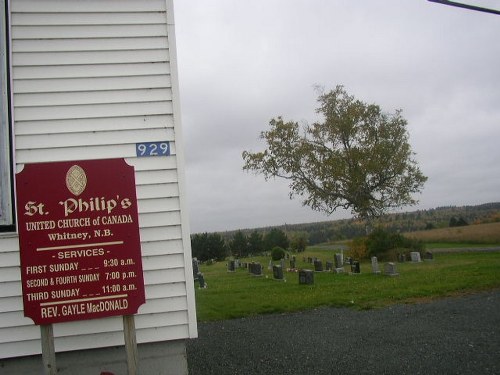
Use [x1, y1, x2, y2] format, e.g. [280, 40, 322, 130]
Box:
[0, 0, 197, 359]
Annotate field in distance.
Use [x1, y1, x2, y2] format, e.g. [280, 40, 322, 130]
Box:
[404, 221, 500, 245]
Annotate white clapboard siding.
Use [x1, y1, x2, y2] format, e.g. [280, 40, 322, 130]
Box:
[12, 24, 168, 40]
[139, 211, 182, 229]
[14, 88, 173, 107]
[0, 0, 197, 359]
[0, 250, 18, 267]
[0, 296, 23, 313]
[140, 239, 185, 257]
[14, 49, 170, 66]
[14, 62, 171, 80]
[0, 267, 19, 283]
[13, 37, 167, 52]
[14, 75, 171, 93]
[136, 183, 180, 200]
[15, 115, 174, 135]
[12, 12, 167, 27]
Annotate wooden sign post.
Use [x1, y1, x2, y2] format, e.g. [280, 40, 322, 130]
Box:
[16, 159, 146, 374]
[40, 325, 56, 375]
[123, 315, 138, 375]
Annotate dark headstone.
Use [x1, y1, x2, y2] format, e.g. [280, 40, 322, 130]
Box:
[314, 259, 323, 272]
[249, 262, 263, 276]
[290, 259, 296, 269]
[351, 261, 360, 274]
[197, 272, 206, 288]
[425, 251, 434, 260]
[299, 269, 314, 285]
[227, 260, 236, 272]
[273, 265, 284, 280]
[326, 261, 333, 271]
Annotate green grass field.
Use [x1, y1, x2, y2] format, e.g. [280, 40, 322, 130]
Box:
[194, 249, 500, 322]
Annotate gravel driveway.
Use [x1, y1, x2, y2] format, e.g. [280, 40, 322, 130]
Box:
[186, 290, 500, 374]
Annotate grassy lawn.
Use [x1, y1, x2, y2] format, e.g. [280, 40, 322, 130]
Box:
[194, 249, 500, 322]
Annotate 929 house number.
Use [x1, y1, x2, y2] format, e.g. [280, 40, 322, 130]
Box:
[136, 141, 170, 157]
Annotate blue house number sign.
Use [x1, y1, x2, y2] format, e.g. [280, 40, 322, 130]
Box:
[136, 141, 170, 157]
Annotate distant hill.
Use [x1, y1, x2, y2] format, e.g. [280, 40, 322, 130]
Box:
[214, 202, 500, 245]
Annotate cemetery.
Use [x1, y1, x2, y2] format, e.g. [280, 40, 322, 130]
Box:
[192, 247, 500, 322]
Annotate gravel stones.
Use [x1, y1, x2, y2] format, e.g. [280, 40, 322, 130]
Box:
[187, 290, 500, 374]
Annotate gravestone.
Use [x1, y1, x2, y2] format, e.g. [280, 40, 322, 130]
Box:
[273, 265, 284, 280]
[345, 256, 353, 265]
[227, 260, 236, 272]
[326, 261, 333, 271]
[425, 251, 434, 260]
[249, 262, 263, 276]
[192, 258, 199, 280]
[350, 261, 360, 274]
[299, 269, 314, 285]
[371, 256, 381, 274]
[314, 259, 323, 272]
[280, 258, 286, 270]
[410, 252, 422, 262]
[290, 259, 296, 269]
[398, 253, 406, 263]
[268, 260, 273, 270]
[384, 262, 399, 277]
[334, 254, 343, 268]
[197, 272, 207, 288]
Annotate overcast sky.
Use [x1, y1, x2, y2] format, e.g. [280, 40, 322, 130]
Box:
[173, 0, 500, 234]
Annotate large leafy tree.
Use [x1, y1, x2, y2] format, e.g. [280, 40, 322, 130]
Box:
[242, 85, 427, 225]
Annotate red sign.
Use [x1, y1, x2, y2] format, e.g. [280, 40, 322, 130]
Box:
[16, 159, 145, 325]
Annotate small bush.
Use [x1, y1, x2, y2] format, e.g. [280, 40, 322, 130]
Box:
[365, 228, 424, 260]
[271, 246, 286, 261]
[347, 237, 368, 260]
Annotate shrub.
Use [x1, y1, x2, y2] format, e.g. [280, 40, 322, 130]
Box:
[271, 246, 286, 261]
[365, 228, 424, 260]
[347, 237, 368, 260]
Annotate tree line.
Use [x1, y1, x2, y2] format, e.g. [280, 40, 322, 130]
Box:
[191, 228, 307, 262]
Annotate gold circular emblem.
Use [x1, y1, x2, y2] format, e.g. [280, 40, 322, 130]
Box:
[66, 165, 87, 196]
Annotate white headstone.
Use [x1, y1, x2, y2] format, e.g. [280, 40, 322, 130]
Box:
[371, 256, 381, 274]
[384, 262, 399, 277]
[410, 252, 422, 262]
